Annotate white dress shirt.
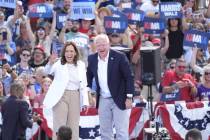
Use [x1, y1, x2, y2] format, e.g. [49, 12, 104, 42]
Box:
[97, 52, 112, 98]
[66, 64, 80, 90]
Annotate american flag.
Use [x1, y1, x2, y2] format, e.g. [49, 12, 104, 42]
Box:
[157, 101, 210, 140]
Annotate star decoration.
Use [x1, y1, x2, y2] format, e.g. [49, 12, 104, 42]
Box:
[89, 129, 95, 137]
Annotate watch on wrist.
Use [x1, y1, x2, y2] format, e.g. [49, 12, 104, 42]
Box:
[127, 94, 133, 99]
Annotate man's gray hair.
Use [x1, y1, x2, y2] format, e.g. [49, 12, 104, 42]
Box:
[10, 79, 25, 98]
[94, 34, 110, 44]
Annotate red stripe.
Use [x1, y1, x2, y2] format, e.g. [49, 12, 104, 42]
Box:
[158, 104, 183, 140]
[129, 107, 143, 134]
[80, 107, 98, 116]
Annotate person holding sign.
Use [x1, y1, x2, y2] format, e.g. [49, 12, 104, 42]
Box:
[7, 0, 26, 41]
[164, 18, 184, 60]
[161, 58, 197, 102]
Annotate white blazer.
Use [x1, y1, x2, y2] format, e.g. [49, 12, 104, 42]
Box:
[43, 59, 89, 109]
[43, 59, 89, 129]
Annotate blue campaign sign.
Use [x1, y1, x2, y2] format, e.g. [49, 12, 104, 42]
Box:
[122, 8, 145, 25]
[183, 30, 210, 50]
[71, 1, 95, 20]
[56, 13, 67, 29]
[104, 16, 128, 34]
[28, 3, 53, 18]
[160, 92, 180, 102]
[160, 2, 182, 18]
[143, 17, 165, 34]
[0, 0, 16, 8]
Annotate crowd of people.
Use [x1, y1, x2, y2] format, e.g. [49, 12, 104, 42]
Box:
[0, 0, 210, 140]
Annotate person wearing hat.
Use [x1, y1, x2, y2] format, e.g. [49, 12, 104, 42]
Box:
[29, 45, 48, 68]
[79, 18, 95, 35]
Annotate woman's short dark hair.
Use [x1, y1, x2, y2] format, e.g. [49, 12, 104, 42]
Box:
[61, 41, 80, 65]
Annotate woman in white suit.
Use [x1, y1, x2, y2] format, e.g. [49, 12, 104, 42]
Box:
[43, 41, 89, 140]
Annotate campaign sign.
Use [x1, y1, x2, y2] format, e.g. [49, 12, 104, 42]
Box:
[183, 30, 210, 50]
[28, 3, 53, 18]
[56, 13, 67, 29]
[71, 1, 95, 20]
[104, 16, 128, 34]
[160, 92, 180, 102]
[122, 8, 145, 25]
[160, 2, 182, 18]
[0, 0, 16, 8]
[143, 17, 165, 34]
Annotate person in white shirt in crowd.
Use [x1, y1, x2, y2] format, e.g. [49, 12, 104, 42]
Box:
[140, 0, 159, 17]
[7, 0, 26, 41]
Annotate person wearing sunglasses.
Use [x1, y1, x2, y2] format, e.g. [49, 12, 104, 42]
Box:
[12, 47, 34, 76]
[196, 64, 210, 101]
[161, 58, 197, 102]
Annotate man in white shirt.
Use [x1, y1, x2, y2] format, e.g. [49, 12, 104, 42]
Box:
[140, 0, 159, 16]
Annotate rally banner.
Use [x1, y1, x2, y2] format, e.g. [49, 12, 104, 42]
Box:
[122, 8, 145, 25]
[0, 0, 16, 9]
[24, 106, 149, 139]
[158, 101, 210, 140]
[28, 3, 53, 18]
[71, 0, 95, 20]
[183, 30, 210, 50]
[104, 16, 128, 34]
[143, 17, 165, 34]
[56, 13, 67, 29]
[160, 2, 182, 18]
